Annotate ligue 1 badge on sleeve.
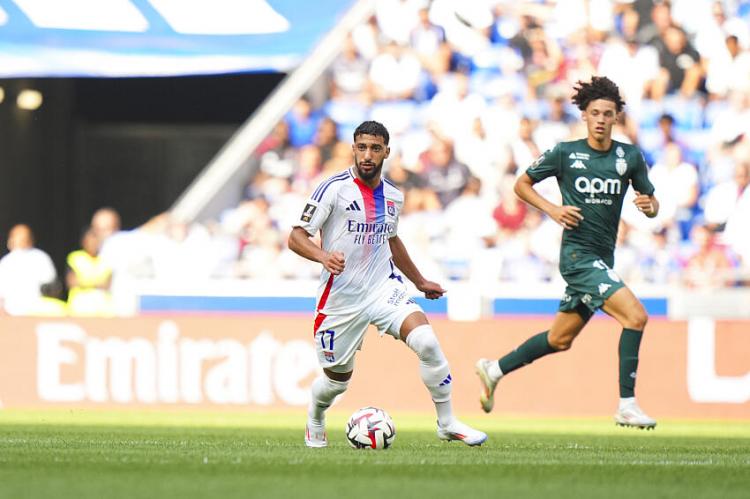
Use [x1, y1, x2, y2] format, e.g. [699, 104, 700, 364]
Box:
[301, 203, 317, 222]
[531, 152, 546, 169]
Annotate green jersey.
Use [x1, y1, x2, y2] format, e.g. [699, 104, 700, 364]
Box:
[526, 139, 654, 265]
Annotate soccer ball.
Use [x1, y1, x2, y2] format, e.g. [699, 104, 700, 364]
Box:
[345, 406, 396, 450]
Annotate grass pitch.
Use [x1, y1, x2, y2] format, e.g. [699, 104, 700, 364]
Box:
[0, 410, 748, 499]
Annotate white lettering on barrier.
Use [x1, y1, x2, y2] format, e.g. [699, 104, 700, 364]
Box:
[157, 321, 179, 402]
[274, 340, 320, 405]
[86, 336, 156, 403]
[36, 323, 86, 402]
[687, 317, 750, 403]
[249, 332, 280, 405]
[180, 338, 215, 404]
[204, 340, 248, 404]
[35, 321, 318, 406]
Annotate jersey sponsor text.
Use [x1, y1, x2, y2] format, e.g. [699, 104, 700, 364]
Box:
[574, 176, 622, 196]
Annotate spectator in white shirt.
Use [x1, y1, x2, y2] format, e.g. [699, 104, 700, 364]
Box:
[598, 35, 660, 113]
[647, 141, 700, 237]
[0, 224, 57, 315]
[369, 41, 423, 101]
[703, 160, 750, 229]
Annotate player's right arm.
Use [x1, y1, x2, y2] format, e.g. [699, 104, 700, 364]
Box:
[288, 227, 345, 275]
[289, 175, 348, 275]
[514, 172, 583, 230]
[516, 145, 583, 230]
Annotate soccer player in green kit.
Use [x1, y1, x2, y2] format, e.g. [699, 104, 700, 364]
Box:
[475, 76, 660, 429]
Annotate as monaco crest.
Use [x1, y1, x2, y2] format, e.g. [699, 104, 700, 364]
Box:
[615, 147, 627, 176]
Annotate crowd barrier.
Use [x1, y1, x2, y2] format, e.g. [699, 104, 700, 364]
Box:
[1, 315, 747, 418]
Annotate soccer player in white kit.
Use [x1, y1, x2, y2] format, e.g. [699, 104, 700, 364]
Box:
[289, 121, 487, 448]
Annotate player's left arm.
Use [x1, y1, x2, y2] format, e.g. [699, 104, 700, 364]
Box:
[388, 235, 445, 299]
[633, 191, 659, 218]
[631, 149, 659, 218]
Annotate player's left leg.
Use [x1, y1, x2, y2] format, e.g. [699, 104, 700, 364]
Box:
[398, 312, 488, 446]
[476, 309, 589, 413]
[602, 287, 656, 429]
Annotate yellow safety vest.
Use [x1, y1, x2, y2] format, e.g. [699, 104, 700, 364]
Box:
[66, 250, 114, 317]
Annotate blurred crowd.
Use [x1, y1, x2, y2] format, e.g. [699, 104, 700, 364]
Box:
[227, 0, 750, 288]
[2, 0, 750, 316]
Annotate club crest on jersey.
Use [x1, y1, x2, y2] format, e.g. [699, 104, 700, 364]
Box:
[301, 203, 317, 222]
[615, 146, 628, 175]
[615, 158, 628, 176]
[386, 199, 395, 216]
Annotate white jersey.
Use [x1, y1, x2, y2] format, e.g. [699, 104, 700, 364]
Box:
[295, 167, 404, 316]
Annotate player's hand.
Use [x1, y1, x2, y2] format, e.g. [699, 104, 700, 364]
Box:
[417, 280, 446, 300]
[551, 205, 583, 230]
[633, 191, 656, 217]
[323, 251, 345, 275]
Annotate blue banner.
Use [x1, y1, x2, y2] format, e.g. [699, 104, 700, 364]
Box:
[0, 0, 355, 77]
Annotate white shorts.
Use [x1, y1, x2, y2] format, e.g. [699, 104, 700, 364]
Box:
[313, 281, 423, 373]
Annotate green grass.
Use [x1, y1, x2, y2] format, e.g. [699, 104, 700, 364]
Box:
[0, 410, 748, 499]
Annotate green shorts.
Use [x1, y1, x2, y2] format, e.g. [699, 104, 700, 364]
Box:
[558, 249, 624, 321]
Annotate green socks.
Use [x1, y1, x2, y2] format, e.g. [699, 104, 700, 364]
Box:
[498, 331, 556, 375]
[496, 328, 644, 398]
[618, 328, 643, 398]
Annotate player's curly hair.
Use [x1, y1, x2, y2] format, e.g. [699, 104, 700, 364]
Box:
[571, 76, 625, 112]
[354, 120, 390, 145]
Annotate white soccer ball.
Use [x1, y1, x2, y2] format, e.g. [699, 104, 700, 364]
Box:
[345, 406, 396, 450]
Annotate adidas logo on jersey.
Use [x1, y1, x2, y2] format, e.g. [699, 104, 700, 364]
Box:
[570, 160, 587, 169]
[345, 200, 361, 211]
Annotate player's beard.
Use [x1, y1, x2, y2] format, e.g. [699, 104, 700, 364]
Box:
[354, 157, 383, 182]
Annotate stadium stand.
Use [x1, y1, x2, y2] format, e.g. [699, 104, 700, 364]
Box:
[3, 0, 750, 317]
[217, 0, 750, 289]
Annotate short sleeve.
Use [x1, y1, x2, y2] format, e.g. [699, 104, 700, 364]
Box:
[387, 195, 403, 239]
[526, 144, 562, 183]
[630, 150, 655, 196]
[294, 182, 336, 236]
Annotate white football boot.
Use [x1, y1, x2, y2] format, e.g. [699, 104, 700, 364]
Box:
[614, 402, 657, 430]
[436, 419, 488, 446]
[305, 420, 328, 448]
[475, 358, 499, 413]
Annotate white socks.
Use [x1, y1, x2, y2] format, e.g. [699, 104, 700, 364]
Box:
[619, 396, 636, 410]
[405, 324, 454, 427]
[308, 375, 349, 424]
[487, 360, 504, 383]
[309, 325, 458, 429]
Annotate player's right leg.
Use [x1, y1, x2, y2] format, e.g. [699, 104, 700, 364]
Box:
[306, 313, 366, 448]
[306, 368, 351, 448]
[476, 310, 588, 413]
